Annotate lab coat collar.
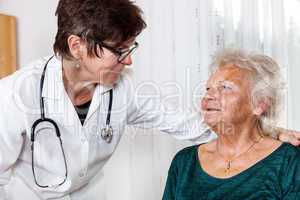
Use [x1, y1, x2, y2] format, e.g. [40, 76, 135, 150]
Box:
[85, 84, 113, 122]
[41, 55, 113, 100]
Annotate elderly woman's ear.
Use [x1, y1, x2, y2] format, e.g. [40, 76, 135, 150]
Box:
[253, 97, 272, 116]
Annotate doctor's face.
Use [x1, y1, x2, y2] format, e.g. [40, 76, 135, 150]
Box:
[201, 64, 254, 132]
[80, 39, 136, 86]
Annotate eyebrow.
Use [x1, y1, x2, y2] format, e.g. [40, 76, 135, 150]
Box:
[218, 80, 235, 84]
[118, 46, 130, 51]
[206, 80, 236, 88]
[122, 40, 136, 48]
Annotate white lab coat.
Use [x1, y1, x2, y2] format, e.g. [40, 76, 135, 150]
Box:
[0, 56, 215, 200]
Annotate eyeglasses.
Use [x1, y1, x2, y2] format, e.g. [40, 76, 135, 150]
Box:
[94, 40, 139, 63]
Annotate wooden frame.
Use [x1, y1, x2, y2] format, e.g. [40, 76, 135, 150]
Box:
[0, 14, 17, 78]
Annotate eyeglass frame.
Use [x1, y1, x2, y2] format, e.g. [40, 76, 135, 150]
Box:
[93, 40, 139, 63]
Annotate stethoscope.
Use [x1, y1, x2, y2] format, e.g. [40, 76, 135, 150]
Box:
[30, 56, 114, 188]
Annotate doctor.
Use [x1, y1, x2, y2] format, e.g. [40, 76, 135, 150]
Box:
[0, 0, 213, 199]
[0, 0, 299, 199]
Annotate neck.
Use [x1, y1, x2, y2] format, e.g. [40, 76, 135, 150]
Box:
[214, 118, 263, 157]
[62, 58, 96, 105]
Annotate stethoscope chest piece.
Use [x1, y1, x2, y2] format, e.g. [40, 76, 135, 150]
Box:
[101, 125, 113, 143]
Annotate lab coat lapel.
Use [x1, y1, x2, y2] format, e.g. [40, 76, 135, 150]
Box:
[39, 56, 77, 127]
[85, 84, 112, 123]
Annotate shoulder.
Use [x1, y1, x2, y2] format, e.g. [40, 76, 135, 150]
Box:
[271, 142, 300, 173]
[279, 143, 300, 158]
[277, 143, 300, 194]
[167, 145, 198, 176]
[258, 138, 300, 164]
[0, 56, 53, 107]
[171, 145, 198, 167]
[0, 56, 52, 88]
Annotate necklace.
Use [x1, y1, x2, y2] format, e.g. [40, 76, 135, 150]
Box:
[216, 136, 264, 172]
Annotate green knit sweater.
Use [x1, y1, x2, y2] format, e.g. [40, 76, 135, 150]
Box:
[163, 143, 300, 200]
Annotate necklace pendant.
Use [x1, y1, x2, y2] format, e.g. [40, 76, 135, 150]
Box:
[227, 161, 231, 170]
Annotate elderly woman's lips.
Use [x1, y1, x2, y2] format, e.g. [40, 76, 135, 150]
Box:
[206, 108, 221, 111]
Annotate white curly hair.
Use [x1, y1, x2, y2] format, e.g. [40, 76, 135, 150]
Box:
[209, 48, 285, 137]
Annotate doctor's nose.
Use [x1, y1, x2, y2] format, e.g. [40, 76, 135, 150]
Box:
[120, 55, 133, 66]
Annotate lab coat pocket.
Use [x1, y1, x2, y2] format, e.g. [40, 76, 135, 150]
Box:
[88, 115, 124, 160]
[4, 175, 41, 200]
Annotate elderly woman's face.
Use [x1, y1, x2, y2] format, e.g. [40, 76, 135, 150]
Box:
[201, 64, 254, 130]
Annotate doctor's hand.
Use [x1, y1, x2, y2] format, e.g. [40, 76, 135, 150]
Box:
[278, 129, 300, 146]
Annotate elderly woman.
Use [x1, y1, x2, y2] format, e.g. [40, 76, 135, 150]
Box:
[163, 49, 300, 199]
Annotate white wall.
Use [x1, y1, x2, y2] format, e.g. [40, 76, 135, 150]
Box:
[288, 45, 300, 130]
[0, 0, 58, 67]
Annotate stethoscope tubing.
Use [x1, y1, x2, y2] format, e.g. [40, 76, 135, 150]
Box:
[30, 55, 114, 188]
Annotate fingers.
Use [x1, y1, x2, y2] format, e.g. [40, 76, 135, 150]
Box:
[290, 131, 300, 140]
[289, 131, 300, 146]
[278, 132, 300, 146]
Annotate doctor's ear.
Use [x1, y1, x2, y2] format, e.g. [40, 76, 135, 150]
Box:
[253, 97, 272, 116]
[67, 35, 85, 59]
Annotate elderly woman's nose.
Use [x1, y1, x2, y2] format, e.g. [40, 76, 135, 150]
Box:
[201, 91, 216, 110]
[204, 88, 218, 100]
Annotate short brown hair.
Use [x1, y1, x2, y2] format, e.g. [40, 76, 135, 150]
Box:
[53, 0, 146, 59]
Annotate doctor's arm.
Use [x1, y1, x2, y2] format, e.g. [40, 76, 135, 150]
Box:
[0, 81, 26, 199]
[126, 93, 216, 143]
